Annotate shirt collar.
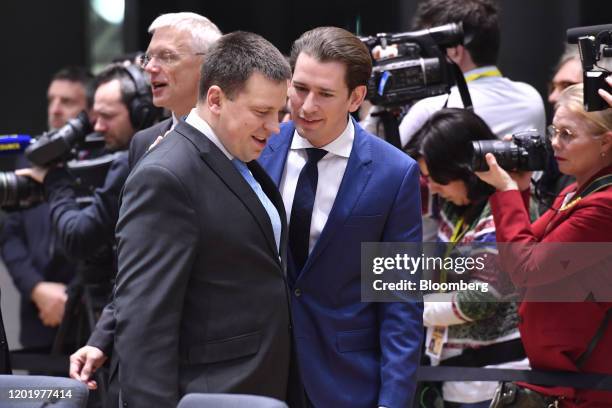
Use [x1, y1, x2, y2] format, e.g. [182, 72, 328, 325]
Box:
[185, 108, 234, 160]
[463, 65, 500, 78]
[290, 116, 354, 158]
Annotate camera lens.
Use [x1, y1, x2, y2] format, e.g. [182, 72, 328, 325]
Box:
[0, 171, 44, 209]
[471, 140, 518, 171]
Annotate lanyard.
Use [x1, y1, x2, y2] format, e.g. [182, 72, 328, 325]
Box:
[440, 216, 468, 286]
[559, 174, 612, 212]
[465, 68, 502, 83]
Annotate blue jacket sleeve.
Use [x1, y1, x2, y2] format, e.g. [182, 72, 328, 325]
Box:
[44, 152, 130, 259]
[377, 160, 424, 408]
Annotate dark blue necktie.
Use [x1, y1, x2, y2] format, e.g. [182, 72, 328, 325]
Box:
[289, 148, 327, 273]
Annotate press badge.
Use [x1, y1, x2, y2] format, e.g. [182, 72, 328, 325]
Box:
[425, 325, 448, 360]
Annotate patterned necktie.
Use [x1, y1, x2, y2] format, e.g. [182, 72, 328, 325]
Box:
[289, 148, 328, 273]
[233, 159, 281, 252]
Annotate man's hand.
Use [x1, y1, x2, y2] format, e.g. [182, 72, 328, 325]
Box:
[371, 44, 398, 60]
[15, 166, 49, 184]
[30, 282, 67, 327]
[69, 346, 108, 390]
[598, 76, 612, 108]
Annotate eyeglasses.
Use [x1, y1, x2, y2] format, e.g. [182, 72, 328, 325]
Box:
[546, 124, 577, 144]
[138, 51, 205, 68]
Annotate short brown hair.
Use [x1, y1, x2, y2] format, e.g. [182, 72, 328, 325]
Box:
[290, 26, 372, 93]
[198, 31, 291, 101]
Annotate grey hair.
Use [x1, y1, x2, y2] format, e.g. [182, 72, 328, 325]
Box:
[148, 12, 222, 53]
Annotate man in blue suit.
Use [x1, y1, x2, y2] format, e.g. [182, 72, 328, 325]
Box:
[258, 27, 423, 408]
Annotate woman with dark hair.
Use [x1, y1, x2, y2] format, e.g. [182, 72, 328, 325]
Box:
[414, 108, 527, 407]
[477, 84, 612, 406]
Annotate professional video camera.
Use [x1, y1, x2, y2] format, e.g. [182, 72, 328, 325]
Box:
[471, 130, 549, 172]
[0, 111, 114, 209]
[360, 22, 465, 107]
[567, 23, 612, 112]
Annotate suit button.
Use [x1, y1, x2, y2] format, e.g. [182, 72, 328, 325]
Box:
[294, 288, 302, 297]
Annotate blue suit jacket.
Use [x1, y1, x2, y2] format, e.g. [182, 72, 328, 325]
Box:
[258, 119, 424, 408]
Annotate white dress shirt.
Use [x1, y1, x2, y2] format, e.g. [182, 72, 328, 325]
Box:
[185, 109, 234, 160]
[279, 118, 354, 254]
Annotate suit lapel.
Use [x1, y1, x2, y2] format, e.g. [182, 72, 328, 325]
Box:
[298, 121, 373, 279]
[174, 121, 280, 261]
[249, 161, 287, 264]
[258, 125, 293, 186]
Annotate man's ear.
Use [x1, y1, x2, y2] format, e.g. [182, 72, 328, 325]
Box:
[207, 85, 224, 115]
[601, 130, 612, 157]
[446, 45, 465, 64]
[348, 85, 367, 113]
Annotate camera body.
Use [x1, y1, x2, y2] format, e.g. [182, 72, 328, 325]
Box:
[25, 111, 93, 166]
[471, 130, 549, 172]
[0, 111, 113, 210]
[567, 24, 612, 112]
[360, 23, 464, 107]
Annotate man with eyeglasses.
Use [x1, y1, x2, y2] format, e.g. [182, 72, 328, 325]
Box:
[128, 12, 222, 168]
[68, 11, 222, 394]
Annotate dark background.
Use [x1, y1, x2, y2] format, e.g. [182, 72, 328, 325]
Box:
[0, 0, 610, 136]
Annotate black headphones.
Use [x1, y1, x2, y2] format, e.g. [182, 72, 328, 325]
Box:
[123, 64, 158, 130]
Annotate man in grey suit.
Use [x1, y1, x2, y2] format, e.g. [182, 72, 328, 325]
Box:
[69, 11, 221, 381]
[73, 32, 292, 408]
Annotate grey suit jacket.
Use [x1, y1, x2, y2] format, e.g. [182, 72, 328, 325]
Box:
[128, 117, 173, 169]
[106, 120, 291, 407]
[88, 119, 174, 356]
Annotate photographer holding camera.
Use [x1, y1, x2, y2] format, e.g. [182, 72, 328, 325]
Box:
[16, 64, 156, 264]
[398, 0, 545, 147]
[0, 67, 92, 353]
[476, 83, 612, 406]
[408, 108, 525, 407]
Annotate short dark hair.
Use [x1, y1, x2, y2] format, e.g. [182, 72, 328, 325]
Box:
[290, 26, 372, 93]
[51, 66, 95, 108]
[413, 108, 497, 201]
[198, 31, 291, 100]
[413, 0, 500, 66]
[94, 63, 150, 108]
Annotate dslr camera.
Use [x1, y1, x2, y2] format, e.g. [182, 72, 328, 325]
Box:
[360, 22, 464, 107]
[0, 111, 114, 209]
[471, 130, 549, 172]
[567, 23, 612, 112]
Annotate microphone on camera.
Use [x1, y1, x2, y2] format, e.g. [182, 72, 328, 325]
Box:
[567, 23, 612, 44]
[0, 135, 33, 155]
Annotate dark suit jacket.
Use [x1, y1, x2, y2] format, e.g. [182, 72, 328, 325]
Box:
[110, 120, 291, 408]
[44, 151, 130, 261]
[128, 117, 172, 169]
[88, 122, 174, 355]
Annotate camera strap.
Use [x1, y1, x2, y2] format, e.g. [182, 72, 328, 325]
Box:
[559, 174, 612, 211]
[451, 62, 473, 110]
[575, 306, 612, 370]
